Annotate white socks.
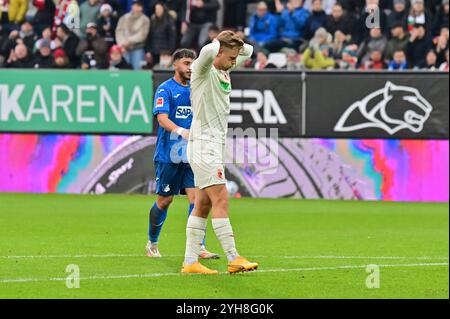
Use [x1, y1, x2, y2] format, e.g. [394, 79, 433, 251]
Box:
[184, 216, 207, 265]
[212, 218, 238, 262]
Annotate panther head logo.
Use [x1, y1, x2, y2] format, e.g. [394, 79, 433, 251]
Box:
[334, 81, 433, 135]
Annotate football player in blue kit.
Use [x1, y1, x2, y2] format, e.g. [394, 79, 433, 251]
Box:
[146, 48, 219, 259]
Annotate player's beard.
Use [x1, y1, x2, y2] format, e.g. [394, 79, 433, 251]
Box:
[181, 70, 191, 82]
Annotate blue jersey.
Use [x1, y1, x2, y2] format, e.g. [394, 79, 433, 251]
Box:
[153, 78, 192, 163]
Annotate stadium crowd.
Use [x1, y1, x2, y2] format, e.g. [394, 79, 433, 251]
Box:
[0, 0, 448, 71]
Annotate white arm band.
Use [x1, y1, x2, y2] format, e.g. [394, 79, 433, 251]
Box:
[174, 127, 185, 136]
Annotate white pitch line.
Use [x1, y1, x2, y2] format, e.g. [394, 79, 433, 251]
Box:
[0, 254, 448, 260]
[0, 262, 448, 284]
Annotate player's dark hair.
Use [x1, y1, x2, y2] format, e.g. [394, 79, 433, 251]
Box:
[172, 49, 197, 62]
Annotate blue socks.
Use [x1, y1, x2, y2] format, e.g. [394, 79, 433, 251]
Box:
[149, 203, 168, 244]
[149, 202, 205, 246]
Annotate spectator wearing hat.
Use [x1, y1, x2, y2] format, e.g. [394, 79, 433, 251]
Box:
[145, 2, 176, 67]
[304, 0, 328, 40]
[265, 0, 310, 52]
[180, 0, 220, 49]
[80, 0, 101, 39]
[385, 22, 409, 61]
[77, 22, 109, 69]
[55, 23, 80, 67]
[34, 26, 56, 52]
[32, 0, 55, 35]
[53, 47, 70, 68]
[5, 42, 32, 67]
[337, 44, 358, 70]
[357, 27, 388, 65]
[387, 0, 408, 31]
[115, 0, 150, 69]
[109, 44, 132, 69]
[432, 0, 449, 36]
[97, 3, 118, 48]
[248, 1, 279, 48]
[407, 23, 432, 68]
[388, 50, 408, 70]
[301, 27, 335, 69]
[32, 38, 54, 68]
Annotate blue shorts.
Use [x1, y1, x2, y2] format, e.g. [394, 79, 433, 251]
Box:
[155, 162, 195, 196]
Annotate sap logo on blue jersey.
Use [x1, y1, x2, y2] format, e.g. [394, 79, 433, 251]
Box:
[176, 106, 192, 119]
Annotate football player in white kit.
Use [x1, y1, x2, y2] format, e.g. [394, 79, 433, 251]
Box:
[181, 31, 259, 274]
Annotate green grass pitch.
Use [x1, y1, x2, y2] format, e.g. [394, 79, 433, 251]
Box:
[0, 193, 448, 299]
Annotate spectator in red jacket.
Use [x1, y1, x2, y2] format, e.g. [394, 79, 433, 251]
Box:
[359, 49, 386, 70]
[109, 44, 132, 69]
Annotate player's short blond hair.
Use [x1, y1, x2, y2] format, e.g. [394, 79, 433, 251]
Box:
[216, 31, 244, 50]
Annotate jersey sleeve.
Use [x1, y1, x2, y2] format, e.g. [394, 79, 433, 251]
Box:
[153, 86, 171, 116]
[192, 40, 221, 76]
[231, 43, 254, 71]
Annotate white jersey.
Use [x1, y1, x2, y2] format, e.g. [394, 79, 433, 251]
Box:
[189, 41, 254, 145]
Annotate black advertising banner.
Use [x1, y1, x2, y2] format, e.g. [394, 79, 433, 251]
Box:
[227, 71, 302, 137]
[305, 72, 449, 139]
[153, 70, 303, 137]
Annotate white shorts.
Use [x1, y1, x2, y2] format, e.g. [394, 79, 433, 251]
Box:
[187, 139, 227, 189]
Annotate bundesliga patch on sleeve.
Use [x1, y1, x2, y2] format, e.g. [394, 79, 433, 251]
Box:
[156, 97, 164, 108]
